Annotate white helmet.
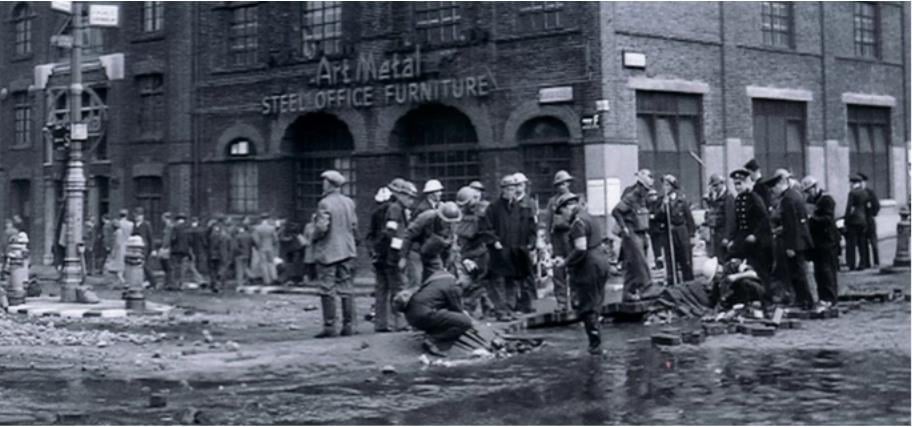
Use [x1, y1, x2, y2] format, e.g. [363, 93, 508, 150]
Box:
[423, 179, 444, 194]
[512, 173, 529, 184]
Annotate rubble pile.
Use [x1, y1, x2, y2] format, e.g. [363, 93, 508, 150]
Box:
[0, 316, 162, 347]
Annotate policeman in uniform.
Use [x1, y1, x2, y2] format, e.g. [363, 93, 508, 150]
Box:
[611, 169, 653, 301]
[553, 193, 611, 355]
[844, 174, 870, 270]
[802, 176, 839, 307]
[703, 173, 735, 261]
[453, 186, 497, 318]
[543, 170, 575, 311]
[726, 168, 773, 298]
[313, 170, 359, 338]
[654, 175, 696, 284]
[766, 170, 814, 309]
[860, 173, 881, 267]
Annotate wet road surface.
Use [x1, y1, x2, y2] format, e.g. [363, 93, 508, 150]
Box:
[1, 297, 908, 425]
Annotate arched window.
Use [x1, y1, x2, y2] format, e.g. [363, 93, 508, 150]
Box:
[12, 3, 33, 56]
[517, 116, 572, 205]
[283, 113, 355, 220]
[227, 139, 259, 214]
[392, 104, 479, 200]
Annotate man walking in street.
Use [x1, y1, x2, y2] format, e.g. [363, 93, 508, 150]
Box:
[252, 213, 279, 285]
[189, 217, 208, 285]
[232, 217, 255, 289]
[766, 170, 814, 309]
[802, 176, 840, 308]
[207, 214, 232, 293]
[860, 173, 881, 268]
[611, 169, 654, 301]
[158, 212, 173, 290]
[703, 173, 735, 261]
[312, 170, 359, 338]
[844, 174, 870, 270]
[132, 208, 155, 287]
[373, 178, 417, 332]
[726, 169, 773, 297]
[168, 213, 193, 290]
[543, 170, 575, 311]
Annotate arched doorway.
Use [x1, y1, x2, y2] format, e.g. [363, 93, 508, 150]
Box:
[517, 116, 572, 206]
[391, 104, 479, 200]
[283, 112, 355, 220]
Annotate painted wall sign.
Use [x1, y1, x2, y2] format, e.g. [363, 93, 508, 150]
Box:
[538, 86, 574, 104]
[260, 46, 493, 115]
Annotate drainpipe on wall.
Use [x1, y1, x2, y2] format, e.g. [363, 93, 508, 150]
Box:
[818, 1, 829, 190]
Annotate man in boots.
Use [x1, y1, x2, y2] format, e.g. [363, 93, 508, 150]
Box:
[802, 176, 840, 308]
[373, 178, 417, 332]
[454, 186, 497, 319]
[844, 174, 870, 270]
[703, 173, 735, 261]
[543, 170, 575, 311]
[611, 169, 654, 301]
[313, 170, 359, 338]
[726, 169, 773, 300]
[766, 169, 814, 309]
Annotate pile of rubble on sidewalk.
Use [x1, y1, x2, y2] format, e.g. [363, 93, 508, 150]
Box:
[0, 315, 163, 347]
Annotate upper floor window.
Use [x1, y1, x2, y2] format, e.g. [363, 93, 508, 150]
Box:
[137, 74, 164, 136]
[301, 1, 342, 59]
[228, 5, 258, 66]
[415, 2, 461, 45]
[142, 1, 164, 33]
[761, 2, 793, 48]
[13, 92, 31, 148]
[12, 3, 33, 56]
[227, 139, 259, 214]
[854, 2, 879, 58]
[518, 2, 564, 33]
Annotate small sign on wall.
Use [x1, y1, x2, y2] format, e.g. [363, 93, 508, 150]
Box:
[623, 51, 646, 69]
[538, 86, 574, 104]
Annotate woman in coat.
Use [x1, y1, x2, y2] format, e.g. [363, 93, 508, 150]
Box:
[553, 193, 611, 355]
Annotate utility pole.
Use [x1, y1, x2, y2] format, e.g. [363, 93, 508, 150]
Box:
[60, 1, 87, 303]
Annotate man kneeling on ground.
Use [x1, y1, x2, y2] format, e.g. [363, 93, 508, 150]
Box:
[401, 235, 473, 356]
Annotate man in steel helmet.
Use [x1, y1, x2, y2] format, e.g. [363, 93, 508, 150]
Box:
[453, 186, 497, 319]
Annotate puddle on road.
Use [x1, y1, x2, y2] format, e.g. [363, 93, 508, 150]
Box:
[1, 305, 909, 425]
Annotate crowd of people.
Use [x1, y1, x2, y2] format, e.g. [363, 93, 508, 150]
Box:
[2, 155, 885, 356]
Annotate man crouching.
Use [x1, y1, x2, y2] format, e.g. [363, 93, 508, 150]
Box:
[401, 234, 473, 356]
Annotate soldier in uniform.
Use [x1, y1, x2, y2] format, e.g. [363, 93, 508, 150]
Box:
[653, 175, 696, 284]
[703, 173, 735, 261]
[859, 173, 881, 267]
[802, 176, 840, 307]
[844, 174, 870, 270]
[553, 193, 611, 355]
[312, 170, 359, 338]
[374, 178, 417, 332]
[453, 186, 496, 319]
[766, 170, 814, 309]
[611, 169, 654, 301]
[543, 170, 575, 311]
[726, 169, 773, 298]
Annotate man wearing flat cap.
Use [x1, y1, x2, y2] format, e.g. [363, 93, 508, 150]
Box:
[844, 173, 870, 270]
[766, 169, 814, 309]
[312, 170, 359, 338]
[726, 168, 773, 293]
[484, 174, 536, 320]
[703, 173, 735, 261]
[859, 173, 881, 267]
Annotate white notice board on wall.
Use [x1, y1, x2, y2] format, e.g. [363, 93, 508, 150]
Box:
[585, 178, 622, 216]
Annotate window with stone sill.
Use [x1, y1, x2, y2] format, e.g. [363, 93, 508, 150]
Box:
[301, 1, 342, 60]
[848, 105, 890, 198]
[761, 1, 794, 49]
[854, 2, 880, 59]
[142, 1, 164, 33]
[415, 1, 462, 45]
[637, 91, 704, 200]
[228, 4, 259, 67]
[227, 140, 259, 214]
[13, 92, 31, 148]
[518, 2, 564, 34]
[137, 74, 164, 138]
[11, 3, 33, 57]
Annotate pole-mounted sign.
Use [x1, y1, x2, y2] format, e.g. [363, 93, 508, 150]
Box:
[51, 0, 72, 14]
[88, 4, 119, 27]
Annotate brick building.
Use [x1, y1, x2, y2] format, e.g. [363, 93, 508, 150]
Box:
[0, 2, 908, 264]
